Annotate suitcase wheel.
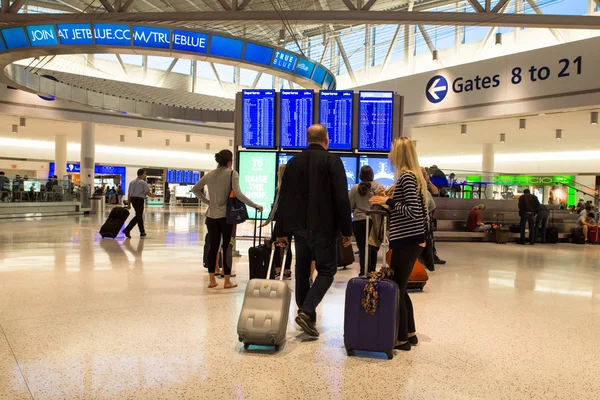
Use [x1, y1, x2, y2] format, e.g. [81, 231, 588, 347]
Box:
[274, 345, 280, 352]
[346, 347, 355, 357]
[386, 351, 394, 360]
[243, 343, 250, 350]
[270, 336, 277, 345]
[238, 336, 243, 343]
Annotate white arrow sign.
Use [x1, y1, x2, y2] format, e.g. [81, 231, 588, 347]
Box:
[428, 78, 447, 100]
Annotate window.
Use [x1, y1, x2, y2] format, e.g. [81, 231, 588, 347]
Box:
[172, 59, 192, 75]
[239, 69, 258, 87]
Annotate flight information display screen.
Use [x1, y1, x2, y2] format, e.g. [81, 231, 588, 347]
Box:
[319, 90, 353, 151]
[167, 169, 175, 183]
[359, 155, 395, 188]
[358, 91, 394, 152]
[278, 153, 297, 166]
[242, 90, 275, 149]
[339, 156, 358, 192]
[280, 90, 313, 149]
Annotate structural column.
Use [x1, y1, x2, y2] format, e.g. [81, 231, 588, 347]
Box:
[80, 122, 96, 192]
[54, 135, 67, 180]
[482, 143, 495, 200]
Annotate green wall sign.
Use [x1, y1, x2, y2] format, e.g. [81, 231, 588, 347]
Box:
[238, 151, 277, 220]
[465, 175, 574, 185]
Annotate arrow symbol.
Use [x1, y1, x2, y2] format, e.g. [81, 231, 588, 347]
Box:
[428, 78, 447, 100]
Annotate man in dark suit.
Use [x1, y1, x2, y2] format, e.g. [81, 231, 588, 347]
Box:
[518, 189, 540, 245]
[276, 124, 352, 337]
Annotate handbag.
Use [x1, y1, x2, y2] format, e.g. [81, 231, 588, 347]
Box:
[225, 171, 249, 225]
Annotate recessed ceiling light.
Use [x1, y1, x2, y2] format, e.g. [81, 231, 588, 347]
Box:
[591, 112, 598, 125]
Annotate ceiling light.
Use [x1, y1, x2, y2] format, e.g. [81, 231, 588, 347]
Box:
[461, 124, 467, 136]
[555, 129, 562, 140]
[165, 139, 170, 147]
[186, 134, 190, 143]
[495, 32, 502, 46]
[19, 117, 26, 127]
[206, 143, 211, 150]
[500, 133, 506, 144]
[229, 139, 233, 147]
[519, 118, 526, 130]
[591, 112, 598, 125]
[12, 124, 17, 134]
[137, 129, 142, 138]
[432, 50, 438, 62]
[279, 29, 285, 43]
[120, 135, 125, 143]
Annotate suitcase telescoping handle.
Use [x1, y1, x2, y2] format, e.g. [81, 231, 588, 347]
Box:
[265, 241, 289, 281]
[253, 210, 264, 248]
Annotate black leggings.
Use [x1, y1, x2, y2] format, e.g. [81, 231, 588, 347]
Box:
[205, 217, 234, 275]
[390, 244, 423, 341]
[352, 219, 378, 275]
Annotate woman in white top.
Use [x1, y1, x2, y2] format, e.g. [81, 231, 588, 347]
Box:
[192, 150, 263, 289]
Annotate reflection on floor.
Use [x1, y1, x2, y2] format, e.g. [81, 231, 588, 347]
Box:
[1, 209, 600, 399]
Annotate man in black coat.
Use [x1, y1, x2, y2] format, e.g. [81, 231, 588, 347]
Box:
[276, 124, 352, 337]
[518, 189, 540, 245]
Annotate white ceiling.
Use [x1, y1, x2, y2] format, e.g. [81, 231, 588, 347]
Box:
[414, 108, 600, 157]
[0, 114, 233, 154]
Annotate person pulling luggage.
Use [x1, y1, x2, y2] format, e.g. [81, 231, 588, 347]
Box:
[123, 168, 155, 239]
[275, 124, 353, 338]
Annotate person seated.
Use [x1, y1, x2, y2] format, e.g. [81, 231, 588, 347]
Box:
[466, 204, 492, 232]
[577, 212, 596, 242]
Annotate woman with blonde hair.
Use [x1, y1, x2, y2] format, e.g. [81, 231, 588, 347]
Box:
[370, 137, 428, 351]
[263, 163, 292, 279]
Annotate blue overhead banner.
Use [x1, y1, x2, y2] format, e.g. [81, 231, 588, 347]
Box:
[2, 27, 28, 49]
[26, 25, 58, 47]
[0, 23, 334, 89]
[172, 29, 208, 54]
[94, 24, 131, 46]
[57, 24, 93, 45]
[133, 26, 170, 49]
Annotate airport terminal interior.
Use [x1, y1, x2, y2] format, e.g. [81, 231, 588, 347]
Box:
[1, 0, 600, 399]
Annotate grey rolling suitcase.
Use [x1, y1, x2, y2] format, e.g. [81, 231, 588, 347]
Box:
[237, 243, 291, 351]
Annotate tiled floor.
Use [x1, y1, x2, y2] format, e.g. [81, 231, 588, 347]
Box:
[1, 209, 600, 399]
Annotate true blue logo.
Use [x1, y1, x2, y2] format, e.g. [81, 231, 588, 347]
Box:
[425, 75, 448, 104]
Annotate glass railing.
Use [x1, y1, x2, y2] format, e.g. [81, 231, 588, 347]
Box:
[0, 176, 86, 203]
[417, 168, 590, 208]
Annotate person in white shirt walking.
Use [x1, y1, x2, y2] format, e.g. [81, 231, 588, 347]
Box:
[123, 168, 154, 239]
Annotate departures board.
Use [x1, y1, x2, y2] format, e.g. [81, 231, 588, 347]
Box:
[235, 90, 402, 152]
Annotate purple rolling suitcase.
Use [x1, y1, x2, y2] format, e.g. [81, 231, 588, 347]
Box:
[344, 210, 399, 360]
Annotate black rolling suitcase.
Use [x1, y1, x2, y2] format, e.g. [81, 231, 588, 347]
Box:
[100, 207, 130, 239]
[546, 210, 559, 244]
[248, 212, 274, 280]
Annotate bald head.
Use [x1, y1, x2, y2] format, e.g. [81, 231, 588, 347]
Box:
[307, 124, 329, 148]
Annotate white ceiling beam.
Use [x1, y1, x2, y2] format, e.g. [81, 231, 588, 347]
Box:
[9, 0, 28, 13]
[334, 36, 358, 86]
[251, 72, 262, 89]
[525, 0, 565, 43]
[5, 11, 600, 30]
[119, 0, 135, 12]
[99, 0, 114, 12]
[341, 0, 356, 11]
[380, 24, 402, 74]
[467, 0, 485, 13]
[477, 0, 510, 54]
[417, 25, 443, 66]
[491, 0, 510, 13]
[209, 62, 225, 92]
[115, 54, 128, 77]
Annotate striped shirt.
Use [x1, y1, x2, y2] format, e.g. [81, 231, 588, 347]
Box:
[385, 172, 427, 248]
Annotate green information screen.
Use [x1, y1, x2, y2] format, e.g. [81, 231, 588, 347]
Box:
[238, 151, 277, 220]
